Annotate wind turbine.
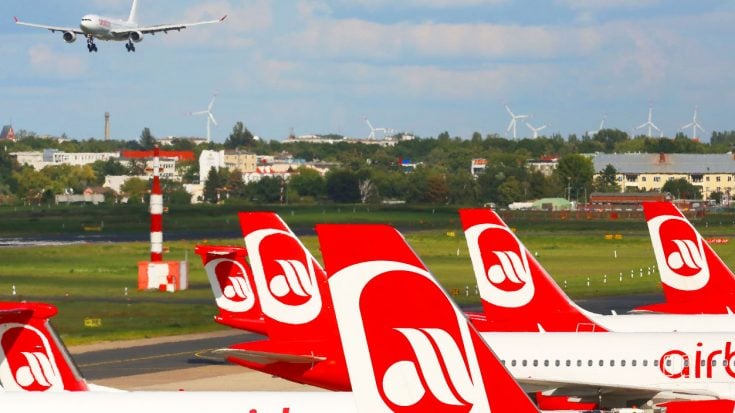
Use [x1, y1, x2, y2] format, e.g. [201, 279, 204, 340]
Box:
[505, 104, 528, 139]
[681, 107, 705, 140]
[635, 106, 660, 138]
[365, 117, 387, 140]
[525, 122, 547, 139]
[191, 94, 218, 143]
[590, 114, 607, 136]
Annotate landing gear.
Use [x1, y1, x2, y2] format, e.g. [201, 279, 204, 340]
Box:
[86, 36, 98, 53]
[125, 40, 136, 53]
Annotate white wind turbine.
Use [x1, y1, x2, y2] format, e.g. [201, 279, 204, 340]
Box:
[681, 107, 705, 140]
[505, 104, 528, 139]
[590, 115, 607, 136]
[191, 94, 218, 143]
[525, 122, 547, 139]
[635, 106, 661, 138]
[365, 117, 387, 140]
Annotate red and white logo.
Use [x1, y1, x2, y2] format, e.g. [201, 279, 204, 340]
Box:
[204, 257, 256, 314]
[0, 324, 63, 391]
[329, 260, 489, 412]
[245, 229, 322, 325]
[648, 215, 709, 291]
[464, 223, 534, 308]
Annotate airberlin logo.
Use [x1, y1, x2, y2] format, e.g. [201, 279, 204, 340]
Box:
[381, 328, 475, 408]
[0, 324, 63, 391]
[648, 215, 709, 291]
[245, 228, 322, 325]
[204, 258, 256, 314]
[660, 342, 735, 379]
[464, 223, 534, 308]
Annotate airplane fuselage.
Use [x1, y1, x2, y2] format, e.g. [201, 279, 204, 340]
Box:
[79, 14, 136, 41]
[483, 331, 735, 405]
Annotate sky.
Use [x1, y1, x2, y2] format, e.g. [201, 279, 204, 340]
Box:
[1, 0, 734, 143]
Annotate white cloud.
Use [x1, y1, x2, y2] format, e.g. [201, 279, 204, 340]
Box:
[28, 44, 87, 77]
[555, 0, 661, 10]
[339, 0, 508, 9]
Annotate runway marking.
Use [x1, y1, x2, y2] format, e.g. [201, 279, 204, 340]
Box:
[78, 349, 218, 368]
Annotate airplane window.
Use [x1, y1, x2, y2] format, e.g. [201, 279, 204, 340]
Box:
[632, 360, 637, 367]
[621, 360, 626, 367]
[555, 360, 560, 367]
[566, 360, 571, 367]
[598, 360, 604, 367]
[724, 360, 728, 367]
[610, 360, 615, 367]
[511, 360, 517, 367]
[654, 360, 659, 367]
[533, 360, 538, 367]
[666, 359, 671, 367]
[712, 360, 717, 367]
[588, 360, 593, 367]
[577, 360, 582, 367]
[683, 360, 689, 367]
[501, 360, 506, 365]
[544, 360, 549, 367]
[522, 360, 527, 367]
[701, 360, 706, 367]
[643, 360, 648, 367]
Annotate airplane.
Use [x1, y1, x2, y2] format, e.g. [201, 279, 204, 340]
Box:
[0, 237, 559, 413]
[458, 207, 735, 332]
[634, 201, 735, 314]
[13, 0, 227, 53]
[316, 222, 735, 410]
[197, 212, 735, 410]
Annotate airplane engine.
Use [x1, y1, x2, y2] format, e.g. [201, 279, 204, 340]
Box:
[62, 31, 77, 43]
[129, 31, 144, 43]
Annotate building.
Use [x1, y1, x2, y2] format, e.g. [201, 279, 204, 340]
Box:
[0, 125, 15, 141]
[199, 150, 225, 183]
[471, 159, 487, 177]
[10, 150, 119, 170]
[527, 155, 560, 177]
[224, 150, 257, 173]
[593, 153, 735, 200]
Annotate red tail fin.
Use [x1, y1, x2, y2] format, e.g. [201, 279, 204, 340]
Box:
[638, 202, 735, 314]
[194, 245, 267, 334]
[222, 212, 349, 391]
[0, 302, 88, 391]
[459, 208, 605, 332]
[318, 224, 539, 413]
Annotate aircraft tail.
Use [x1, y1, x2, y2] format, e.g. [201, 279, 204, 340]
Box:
[0, 302, 88, 391]
[459, 208, 605, 332]
[128, 0, 139, 23]
[203, 212, 349, 391]
[636, 202, 735, 314]
[318, 223, 539, 413]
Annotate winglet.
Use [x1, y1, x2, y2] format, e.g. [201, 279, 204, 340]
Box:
[13, 16, 19, 23]
[220, 15, 228, 22]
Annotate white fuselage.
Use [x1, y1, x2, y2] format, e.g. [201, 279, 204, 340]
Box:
[583, 306, 735, 333]
[0, 391, 357, 412]
[483, 332, 735, 402]
[79, 14, 135, 41]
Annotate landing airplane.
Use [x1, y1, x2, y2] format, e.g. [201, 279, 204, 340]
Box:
[458, 208, 735, 332]
[14, 0, 226, 53]
[635, 201, 735, 314]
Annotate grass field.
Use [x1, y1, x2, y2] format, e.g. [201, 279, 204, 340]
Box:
[1, 207, 735, 345]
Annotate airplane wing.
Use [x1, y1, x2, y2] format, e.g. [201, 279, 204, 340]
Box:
[13, 17, 85, 35]
[112, 15, 227, 36]
[214, 348, 327, 365]
[517, 377, 720, 401]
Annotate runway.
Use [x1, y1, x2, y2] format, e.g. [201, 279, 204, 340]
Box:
[68, 293, 664, 391]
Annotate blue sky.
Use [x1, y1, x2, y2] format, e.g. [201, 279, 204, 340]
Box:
[1, 0, 734, 142]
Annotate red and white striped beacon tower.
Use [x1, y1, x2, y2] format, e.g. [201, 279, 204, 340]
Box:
[150, 145, 164, 262]
[137, 146, 188, 292]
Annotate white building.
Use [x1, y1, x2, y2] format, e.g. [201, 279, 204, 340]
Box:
[199, 150, 225, 183]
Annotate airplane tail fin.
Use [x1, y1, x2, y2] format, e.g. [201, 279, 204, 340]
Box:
[210, 212, 349, 391]
[0, 302, 88, 391]
[459, 208, 605, 332]
[194, 245, 267, 335]
[636, 202, 735, 314]
[318, 223, 539, 413]
[128, 0, 139, 23]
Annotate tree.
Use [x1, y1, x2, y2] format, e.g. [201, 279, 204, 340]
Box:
[224, 122, 254, 149]
[662, 178, 702, 200]
[593, 164, 621, 193]
[139, 127, 156, 150]
[326, 169, 360, 203]
[120, 177, 149, 204]
[554, 154, 595, 201]
[203, 167, 225, 204]
[289, 167, 325, 199]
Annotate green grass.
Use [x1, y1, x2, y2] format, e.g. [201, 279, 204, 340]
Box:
[2, 208, 735, 344]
